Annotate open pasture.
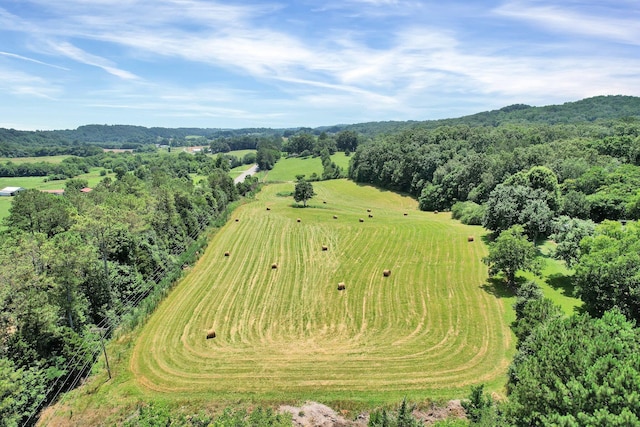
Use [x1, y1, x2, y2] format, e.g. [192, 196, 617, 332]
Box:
[264, 152, 350, 182]
[131, 179, 513, 402]
[0, 155, 70, 164]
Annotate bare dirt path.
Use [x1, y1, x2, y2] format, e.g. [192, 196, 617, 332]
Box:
[234, 164, 259, 184]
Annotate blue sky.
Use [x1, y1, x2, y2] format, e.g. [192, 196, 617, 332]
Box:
[0, 0, 638, 130]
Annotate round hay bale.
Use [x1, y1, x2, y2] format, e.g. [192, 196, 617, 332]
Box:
[323, 200, 327, 204]
[271, 263, 278, 269]
[206, 329, 216, 339]
[333, 215, 338, 219]
[434, 210, 439, 214]
[367, 209, 371, 212]
[368, 214, 373, 218]
[296, 218, 301, 223]
[235, 218, 239, 222]
[467, 236, 474, 242]
[322, 245, 328, 251]
[359, 218, 364, 223]
[403, 212, 408, 216]
[337, 282, 346, 291]
[383, 269, 391, 277]
[224, 251, 230, 257]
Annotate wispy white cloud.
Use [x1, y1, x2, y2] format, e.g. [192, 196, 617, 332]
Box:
[46, 41, 139, 80]
[495, 1, 640, 45]
[0, 0, 639, 129]
[0, 51, 69, 70]
[0, 68, 61, 99]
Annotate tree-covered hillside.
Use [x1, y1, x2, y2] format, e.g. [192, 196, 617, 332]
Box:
[1, 96, 639, 157]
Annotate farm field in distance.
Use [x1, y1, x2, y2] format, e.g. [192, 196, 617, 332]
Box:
[0, 166, 113, 224]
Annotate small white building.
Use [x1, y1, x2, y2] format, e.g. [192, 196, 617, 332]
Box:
[0, 186, 25, 196]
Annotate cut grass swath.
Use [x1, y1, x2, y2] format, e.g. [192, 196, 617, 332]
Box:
[131, 179, 513, 402]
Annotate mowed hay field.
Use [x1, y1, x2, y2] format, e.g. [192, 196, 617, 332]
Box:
[131, 179, 513, 403]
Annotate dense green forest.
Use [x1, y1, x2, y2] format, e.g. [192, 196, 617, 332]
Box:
[0, 152, 256, 426]
[2, 95, 638, 157]
[1, 95, 640, 426]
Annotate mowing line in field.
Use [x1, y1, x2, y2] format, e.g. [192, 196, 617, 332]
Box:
[131, 180, 512, 398]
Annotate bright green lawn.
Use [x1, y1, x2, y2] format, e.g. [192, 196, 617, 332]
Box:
[227, 149, 256, 159]
[265, 152, 351, 182]
[521, 241, 583, 315]
[0, 155, 70, 164]
[0, 199, 11, 223]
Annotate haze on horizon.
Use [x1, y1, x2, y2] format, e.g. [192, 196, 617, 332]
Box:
[0, 0, 638, 131]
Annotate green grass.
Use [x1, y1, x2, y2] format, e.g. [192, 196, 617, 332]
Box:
[134, 181, 511, 400]
[265, 152, 351, 182]
[43, 179, 516, 425]
[0, 167, 108, 191]
[0, 155, 70, 164]
[0, 168, 112, 225]
[227, 149, 256, 159]
[229, 164, 254, 179]
[0, 199, 11, 222]
[521, 241, 583, 316]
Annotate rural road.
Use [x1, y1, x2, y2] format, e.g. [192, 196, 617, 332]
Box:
[234, 164, 259, 184]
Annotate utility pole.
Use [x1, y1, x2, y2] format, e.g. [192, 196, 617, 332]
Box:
[92, 327, 111, 380]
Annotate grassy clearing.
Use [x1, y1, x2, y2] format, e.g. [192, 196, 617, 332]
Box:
[0, 199, 11, 222]
[265, 153, 350, 182]
[0, 155, 70, 164]
[43, 179, 517, 426]
[227, 149, 256, 159]
[0, 167, 107, 191]
[522, 241, 582, 316]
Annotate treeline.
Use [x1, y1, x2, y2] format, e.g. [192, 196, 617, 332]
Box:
[324, 95, 640, 137]
[5, 96, 636, 158]
[0, 157, 92, 179]
[455, 217, 640, 424]
[346, 96, 640, 425]
[0, 151, 250, 426]
[0, 149, 253, 182]
[349, 119, 640, 226]
[208, 134, 283, 154]
[0, 125, 284, 156]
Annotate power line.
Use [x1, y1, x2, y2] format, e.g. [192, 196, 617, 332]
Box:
[25, 201, 223, 426]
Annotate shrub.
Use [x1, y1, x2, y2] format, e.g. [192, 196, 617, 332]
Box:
[451, 201, 485, 225]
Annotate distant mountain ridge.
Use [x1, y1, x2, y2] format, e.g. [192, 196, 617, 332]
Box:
[1, 95, 639, 151]
[339, 95, 640, 136]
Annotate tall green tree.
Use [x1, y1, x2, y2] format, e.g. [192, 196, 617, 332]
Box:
[336, 130, 359, 152]
[483, 225, 541, 287]
[506, 310, 640, 426]
[550, 216, 595, 267]
[5, 189, 75, 238]
[574, 220, 640, 322]
[293, 177, 316, 207]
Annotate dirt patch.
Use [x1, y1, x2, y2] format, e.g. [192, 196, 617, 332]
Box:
[279, 400, 466, 427]
[279, 402, 367, 427]
[414, 400, 467, 425]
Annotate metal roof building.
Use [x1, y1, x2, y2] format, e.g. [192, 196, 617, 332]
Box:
[0, 186, 25, 196]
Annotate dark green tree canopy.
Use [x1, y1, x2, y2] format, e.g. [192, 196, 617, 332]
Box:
[293, 178, 316, 207]
[574, 220, 640, 323]
[550, 216, 595, 267]
[483, 225, 541, 286]
[507, 310, 640, 426]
